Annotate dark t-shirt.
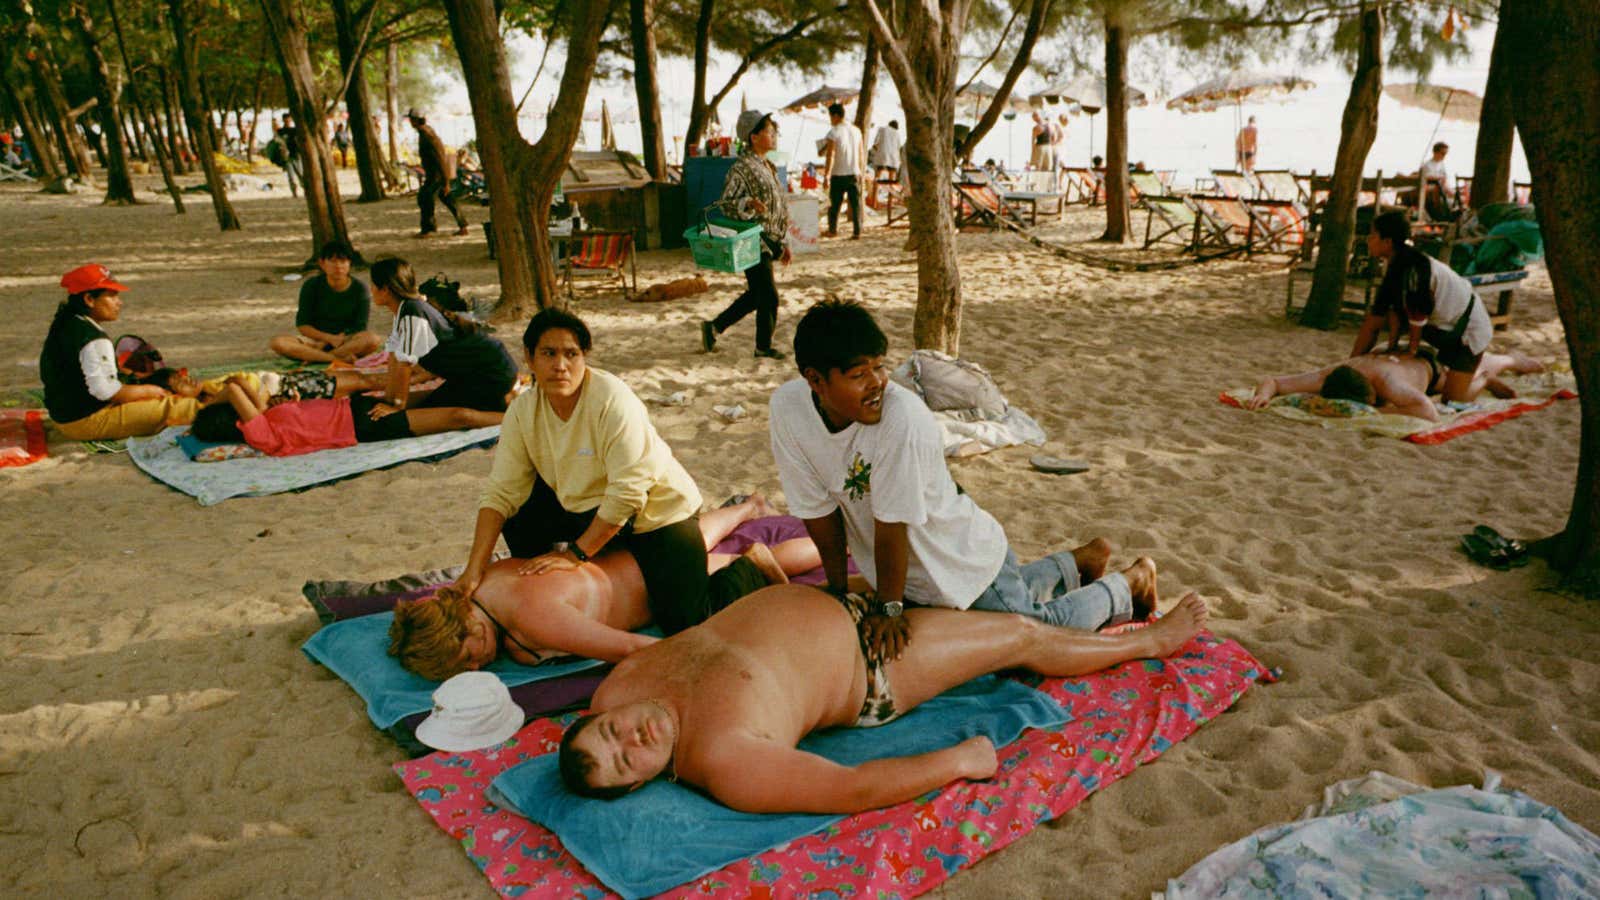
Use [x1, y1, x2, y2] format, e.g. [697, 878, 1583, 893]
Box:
[295, 274, 371, 336]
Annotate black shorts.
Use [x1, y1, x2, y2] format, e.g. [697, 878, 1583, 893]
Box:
[418, 376, 513, 413]
[1421, 328, 1484, 374]
[350, 394, 414, 442]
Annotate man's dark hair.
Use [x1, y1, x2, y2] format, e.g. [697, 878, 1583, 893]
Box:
[557, 714, 633, 800]
[793, 299, 888, 377]
[1432, 141, 1449, 153]
[523, 306, 593, 355]
[318, 239, 355, 262]
[192, 403, 244, 443]
[1321, 365, 1377, 406]
[889, 119, 899, 129]
[827, 102, 845, 119]
[1372, 210, 1411, 245]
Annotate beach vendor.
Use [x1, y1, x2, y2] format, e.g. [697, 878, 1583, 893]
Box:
[1351, 211, 1494, 403]
[769, 300, 1155, 661]
[370, 256, 518, 423]
[699, 108, 791, 360]
[1247, 348, 1545, 420]
[189, 372, 501, 455]
[390, 497, 838, 678]
[455, 308, 734, 637]
[268, 240, 382, 364]
[556, 584, 1207, 810]
[39, 264, 198, 441]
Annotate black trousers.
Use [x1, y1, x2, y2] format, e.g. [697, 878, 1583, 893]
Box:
[419, 176, 467, 232]
[828, 174, 862, 236]
[500, 478, 762, 634]
[710, 253, 779, 352]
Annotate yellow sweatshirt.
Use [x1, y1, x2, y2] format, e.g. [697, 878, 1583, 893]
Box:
[479, 367, 702, 533]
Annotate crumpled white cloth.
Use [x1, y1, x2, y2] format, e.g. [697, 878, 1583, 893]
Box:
[892, 350, 1046, 458]
[1158, 771, 1600, 900]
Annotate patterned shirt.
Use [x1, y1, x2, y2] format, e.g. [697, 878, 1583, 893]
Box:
[713, 151, 789, 252]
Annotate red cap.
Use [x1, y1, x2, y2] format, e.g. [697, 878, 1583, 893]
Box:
[60, 264, 129, 295]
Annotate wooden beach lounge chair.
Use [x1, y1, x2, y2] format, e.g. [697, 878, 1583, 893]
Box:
[0, 160, 35, 183]
[878, 176, 911, 226]
[953, 180, 1030, 231]
[1253, 169, 1307, 204]
[562, 229, 636, 300]
[1129, 171, 1165, 209]
[1142, 194, 1232, 252]
[1211, 169, 1260, 200]
[1061, 167, 1103, 206]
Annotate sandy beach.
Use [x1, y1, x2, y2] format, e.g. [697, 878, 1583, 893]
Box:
[1, 172, 1596, 898]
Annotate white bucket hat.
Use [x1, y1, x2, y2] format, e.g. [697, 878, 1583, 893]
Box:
[415, 671, 525, 752]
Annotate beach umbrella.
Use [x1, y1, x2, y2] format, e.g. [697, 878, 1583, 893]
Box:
[782, 85, 859, 113]
[1029, 75, 1147, 162]
[955, 81, 1032, 119]
[1168, 72, 1316, 161]
[1383, 82, 1482, 164]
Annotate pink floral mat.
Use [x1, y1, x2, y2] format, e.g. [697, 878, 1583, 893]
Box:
[396, 630, 1273, 899]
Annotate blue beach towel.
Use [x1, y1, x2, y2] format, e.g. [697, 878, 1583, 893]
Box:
[127, 423, 499, 505]
[486, 675, 1069, 900]
[302, 613, 649, 729]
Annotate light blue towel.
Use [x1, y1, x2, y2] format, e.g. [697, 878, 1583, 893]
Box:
[301, 613, 618, 729]
[128, 423, 499, 505]
[487, 675, 1069, 900]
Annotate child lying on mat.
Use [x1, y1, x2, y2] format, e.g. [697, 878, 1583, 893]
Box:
[149, 367, 387, 405]
[557, 583, 1209, 813]
[1247, 349, 1545, 421]
[388, 498, 851, 676]
[190, 374, 500, 456]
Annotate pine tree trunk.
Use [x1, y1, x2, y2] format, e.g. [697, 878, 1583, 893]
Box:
[860, 0, 973, 354]
[157, 65, 187, 173]
[1100, 13, 1130, 242]
[167, 0, 239, 230]
[443, 0, 609, 314]
[1300, 2, 1383, 330]
[331, 0, 386, 201]
[385, 38, 399, 168]
[0, 73, 64, 180]
[1469, 17, 1515, 210]
[21, 19, 96, 183]
[684, 0, 716, 151]
[629, 0, 667, 178]
[67, 2, 137, 204]
[1505, 0, 1600, 591]
[260, 0, 355, 258]
[854, 30, 878, 133]
[106, 0, 184, 213]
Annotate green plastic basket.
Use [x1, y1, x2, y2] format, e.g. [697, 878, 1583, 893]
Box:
[684, 215, 764, 273]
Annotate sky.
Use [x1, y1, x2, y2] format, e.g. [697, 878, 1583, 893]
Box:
[418, 16, 1525, 192]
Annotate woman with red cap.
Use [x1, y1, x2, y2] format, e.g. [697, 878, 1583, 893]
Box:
[39, 264, 198, 440]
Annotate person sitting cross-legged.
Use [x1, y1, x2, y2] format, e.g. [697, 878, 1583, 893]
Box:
[558, 583, 1208, 812]
[268, 240, 383, 364]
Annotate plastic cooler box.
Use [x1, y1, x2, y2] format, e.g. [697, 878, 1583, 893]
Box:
[684, 216, 763, 273]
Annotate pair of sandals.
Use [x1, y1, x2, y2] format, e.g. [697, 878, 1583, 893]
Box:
[1460, 525, 1530, 571]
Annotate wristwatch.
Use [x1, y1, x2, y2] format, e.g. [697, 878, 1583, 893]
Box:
[878, 599, 904, 618]
[569, 543, 590, 563]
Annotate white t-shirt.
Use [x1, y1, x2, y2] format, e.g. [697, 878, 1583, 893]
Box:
[870, 126, 902, 168]
[1420, 158, 1450, 185]
[769, 379, 1007, 608]
[825, 123, 863, 178]
[1419, 255, 1491, 354]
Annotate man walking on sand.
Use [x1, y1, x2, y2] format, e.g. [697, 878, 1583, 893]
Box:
[407, 108, 469, 238]
[769, 299, 1158, 663]
[821, 102, 866, 239]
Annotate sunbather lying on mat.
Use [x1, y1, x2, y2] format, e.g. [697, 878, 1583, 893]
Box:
[1246, 349, 1545, 421]
[557, 583, 1208, 813]
[388, 495, 845, 678]
[150, 366, 387, 405]
[190, 373, 501, 455]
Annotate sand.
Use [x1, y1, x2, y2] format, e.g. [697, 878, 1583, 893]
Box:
[1, 171, 1596, 898]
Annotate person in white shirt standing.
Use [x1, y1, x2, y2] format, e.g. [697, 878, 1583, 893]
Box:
[868, 119, 902, 181]
[769, 299, 1159, 659]
[821, 102, 866, 239]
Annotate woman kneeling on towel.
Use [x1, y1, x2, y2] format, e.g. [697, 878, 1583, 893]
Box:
[39, 264, 199, 441]
[369, 256, 519, 426]
[447, 308, 777, 648]
[390, 498, 835, 679]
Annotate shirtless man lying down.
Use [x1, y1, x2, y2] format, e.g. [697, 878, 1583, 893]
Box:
[1247, 349, 1544, 422]
[557, 582, 1208, 814]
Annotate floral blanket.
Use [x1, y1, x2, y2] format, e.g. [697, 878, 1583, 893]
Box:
[396, 630, 1271, 899]
[1221, 367, 1577, 443]
[127, 423, 499, 505]
[1160, 770, 1600, 898]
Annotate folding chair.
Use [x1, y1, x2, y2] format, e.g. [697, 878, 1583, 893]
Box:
[1060, 167, 1103, 206]
[1128, 171, 1165, 209]
[562, 230, 636, 300]
[952, 180, 1030, 231]
[878, 177, 912, 227]
[0, 160, 35, 183]
[1142, 195, 1233, 253]
[1211, 169, 1260, 200]
[1254, 170, 1307, 204]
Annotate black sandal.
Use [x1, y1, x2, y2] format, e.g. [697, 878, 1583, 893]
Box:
[1473, 525, 1530, 568]
[1460, 533, 1512, 571]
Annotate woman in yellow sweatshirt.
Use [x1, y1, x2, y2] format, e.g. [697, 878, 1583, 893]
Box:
[454, 308, 723, 636]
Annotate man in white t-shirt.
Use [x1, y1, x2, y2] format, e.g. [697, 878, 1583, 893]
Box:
[821, 102, 866, 239]
[1417, 142, 1455, 220]
[769, 300, 1158, 657]
[869, 119, 902, 180]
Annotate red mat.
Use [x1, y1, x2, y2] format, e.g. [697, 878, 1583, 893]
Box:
[0, 410, 47, 468]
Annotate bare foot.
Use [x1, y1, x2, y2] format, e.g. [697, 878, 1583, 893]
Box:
[746, 491, 780, 519]
[1485, 377, 1517, 400]
[1144, 592, 1208, 656]
[741, 543, 788, 585]
[1508, 352, 1545, 375]
[1071, 537, 1112, 583]
[1121, 556, 1158, 622]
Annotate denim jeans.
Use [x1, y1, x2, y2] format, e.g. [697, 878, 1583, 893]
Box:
[969, 548, 1132, 630]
